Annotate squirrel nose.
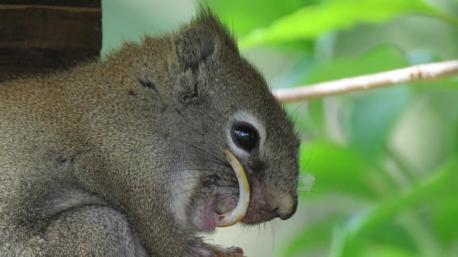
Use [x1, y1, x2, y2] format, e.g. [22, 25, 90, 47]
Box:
[275, 193, 298, 220]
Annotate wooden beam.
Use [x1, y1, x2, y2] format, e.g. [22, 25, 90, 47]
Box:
[0, 0, 100, 7]
[0, 1, 101, 82]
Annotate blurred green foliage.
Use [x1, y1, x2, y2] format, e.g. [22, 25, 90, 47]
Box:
[207, 0, 458, 256]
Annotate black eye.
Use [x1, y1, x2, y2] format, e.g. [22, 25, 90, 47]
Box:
[231, 122, 259, 152]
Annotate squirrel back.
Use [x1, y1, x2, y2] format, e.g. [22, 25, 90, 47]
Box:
[0, 10, 299, 257]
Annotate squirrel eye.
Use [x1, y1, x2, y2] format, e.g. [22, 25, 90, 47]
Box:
[231, 122, 259, 152]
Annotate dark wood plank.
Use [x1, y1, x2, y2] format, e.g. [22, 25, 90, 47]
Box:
[0, 0, 100, 7]
[0, 1, 102, 82]
[0, 7, 101, 49]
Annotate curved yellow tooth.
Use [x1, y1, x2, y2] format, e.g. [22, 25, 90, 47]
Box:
[216, 150, 250, 227]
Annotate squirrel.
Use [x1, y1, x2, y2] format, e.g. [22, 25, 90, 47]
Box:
[0, 10, 300, 257]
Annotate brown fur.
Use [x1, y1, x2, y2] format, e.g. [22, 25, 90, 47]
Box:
[0, 11, 299, 257]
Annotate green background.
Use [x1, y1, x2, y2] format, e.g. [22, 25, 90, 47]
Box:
[103, 0, 458, 256]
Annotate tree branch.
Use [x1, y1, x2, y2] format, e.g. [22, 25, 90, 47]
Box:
[273, 60, 458, 103]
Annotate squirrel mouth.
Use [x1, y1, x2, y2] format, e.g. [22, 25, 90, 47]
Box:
[215, 150, 250, 227]
[192, 150, 250, 232]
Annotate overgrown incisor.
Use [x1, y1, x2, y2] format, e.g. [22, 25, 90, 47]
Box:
[0, 10, 300, 257]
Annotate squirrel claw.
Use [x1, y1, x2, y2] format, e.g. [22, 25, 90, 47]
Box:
[215, 246, 244, 256]
[192, 244, 245, 257]
[224, 246, 244, 255]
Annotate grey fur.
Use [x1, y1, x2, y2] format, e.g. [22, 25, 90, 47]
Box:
[0, 11, 299, 257]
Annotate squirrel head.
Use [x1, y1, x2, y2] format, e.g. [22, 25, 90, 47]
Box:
[102, 10, 300, 232]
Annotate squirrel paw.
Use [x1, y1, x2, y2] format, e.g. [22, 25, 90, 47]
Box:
[192, 244, 245, 257]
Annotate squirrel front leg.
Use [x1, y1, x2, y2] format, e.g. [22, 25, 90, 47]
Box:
[123, 203, 245, 257]
[33, 206, 148, 257]
[27, 197, 242, 257]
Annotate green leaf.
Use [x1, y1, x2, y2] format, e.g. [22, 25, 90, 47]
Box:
[204, 0, 309, 36]
[280, 215, 344, 257]
[358, 244, 417, 257]
[430, 195, 458, 244]
[286, 99, 325, 138]
[344, 157, 458, 241]
[308, 46, 408, 82]
[340, 238, 418, 257]
[300, 140, 377, 197]
[344, 86, 411, 158]
[320, 157, 458, 257]
[284, 218, 417, 257]
[307, 46, 412, 158]
[239, 0, 437, 49]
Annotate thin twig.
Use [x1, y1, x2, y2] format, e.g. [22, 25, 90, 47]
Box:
[273, 60, 458, 103]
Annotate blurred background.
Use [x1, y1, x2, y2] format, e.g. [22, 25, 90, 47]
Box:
[103, 0, 458, 257]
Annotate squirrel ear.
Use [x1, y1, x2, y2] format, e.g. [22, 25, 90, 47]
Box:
[175, 26, 215, 69]
[174, 25, 215, 106]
